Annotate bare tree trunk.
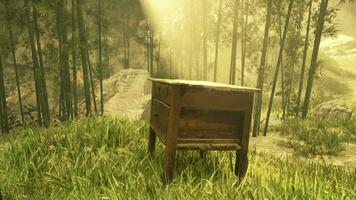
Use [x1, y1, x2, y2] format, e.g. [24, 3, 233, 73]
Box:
[156, 32, 161, 75]
[296, 0, 313, 116]
[98, 0, 104, 115]
[5, 0, 25, 125]
[214, 0, 223, 82]
[71, 0, 78, 117]
[241, 0, 249, 86]
[146, 23, 150, 73]
[150, 29, 154, 75]
[240, 0, 245, 86]
[263, 0, 294, 136]
[277, 3, 286, 120]
[33, 4, 50, 126]
[286, 54, 296, 116]
[0, 55, 9, 133]
[25, 0, 45, 126]
[202, 0, 208, 80]
[56, 0, 73, 120]
[76, 0, 92, 115]
[302, 0, 329, 118]
[252, 0, 273, 137]
[87, 51, 98, 114]
[229, 0, 240, 85]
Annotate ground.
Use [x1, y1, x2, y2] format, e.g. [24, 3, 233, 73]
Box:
[250, 132, 356, 169]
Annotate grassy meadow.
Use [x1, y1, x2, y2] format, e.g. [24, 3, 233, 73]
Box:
[0, 117, 355, 199]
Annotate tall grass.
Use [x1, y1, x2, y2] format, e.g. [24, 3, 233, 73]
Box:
[278, 117, 356, 156]
[0, 117, 355, 199]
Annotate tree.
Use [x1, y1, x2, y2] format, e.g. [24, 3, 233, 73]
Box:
[24, 0, 49, 127]
[302, 0, 329, 118]
[229, 0, 240, 85]
[98, 0, 104, 115]
[202, 0, 208, 80]
[76, 0, 92, 115]
[252, 0, 273, 137]
[240, 0, 249, 86]
[33, 2, 50, 125]
[4, 0, 25, 125]
[263, 0, 295, 136]
[296, 0, 313, 116]
[87, 50, 98, 113]
[0, 54, 9, 133]
[56, 0, 73, 120]
[213, 0, 223, 82]
[71, 0, 78, 117]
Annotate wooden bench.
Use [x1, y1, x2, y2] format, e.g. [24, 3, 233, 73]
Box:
[147, 78, 259, 182]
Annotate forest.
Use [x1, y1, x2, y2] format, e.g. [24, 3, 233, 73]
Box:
[0, 0, 355, 199]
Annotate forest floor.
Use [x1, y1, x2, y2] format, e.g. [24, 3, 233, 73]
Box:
[0, 118, 354, 199]
[250, 133, 356, 169]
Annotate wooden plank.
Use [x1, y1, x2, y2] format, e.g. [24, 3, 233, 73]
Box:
[178, 129, 238, 139]
[178, 108, 243, 135]
[177, 138, 240, 144]
[181, 89, 252, 111]
[149, 78, 260, 93]
[152, 82, 172, 105]
[177, 143, 241, 151]
[150, 98, 170, 144]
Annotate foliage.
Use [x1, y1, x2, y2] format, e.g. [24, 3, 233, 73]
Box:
[278, 116, 356, 156]
[0, 117, 355, 199]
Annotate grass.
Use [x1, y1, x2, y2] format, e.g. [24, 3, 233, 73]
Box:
[278, 116, 356, 156]
[0, 117, 355, 199]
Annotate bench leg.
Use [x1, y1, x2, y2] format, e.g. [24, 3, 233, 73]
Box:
[235, 148, 248, 179]
[199, 150, 207, 159]
[148, 128, 156, 157]
[164, 142, 177, 183]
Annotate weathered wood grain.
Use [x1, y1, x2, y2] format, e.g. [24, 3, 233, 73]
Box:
[150, 98, 169, 144]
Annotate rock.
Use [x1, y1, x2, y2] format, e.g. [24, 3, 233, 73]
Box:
[313, 100, 353, 119]
[260, 116, 282, 132]
[103, 69, 151, 119]
[140, 100, 151, 122]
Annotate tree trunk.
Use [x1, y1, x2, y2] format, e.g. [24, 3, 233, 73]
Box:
[76, 0, 92, 115]
[202, 0, 208, 80]
[149, 29, 154, 75]
[98, 0, 104, 115]
[4, 0, 25, 125]
[241, 0, 249, 86]
[214, 0, 223, 82]
[146, 23, 150, 72]
[296, 0, 313, 116]
[229, 0, 239, 85]
[87, 51, 98, 114]
[0, 55, 9, 133]
[263, 0, 294, 136]
[252, 0, 273, 137]
[302, 0, 329, 118]
[277, 3, 286, 120]
[25, 0, 44, 126]
[71, 0, 78, 117]
[240, 0, 244, 86]
[32, 4, 50, 126]
[56, 0, 73, 120]
[286, 54, 296, 116]
[156, 32, 161, 75]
